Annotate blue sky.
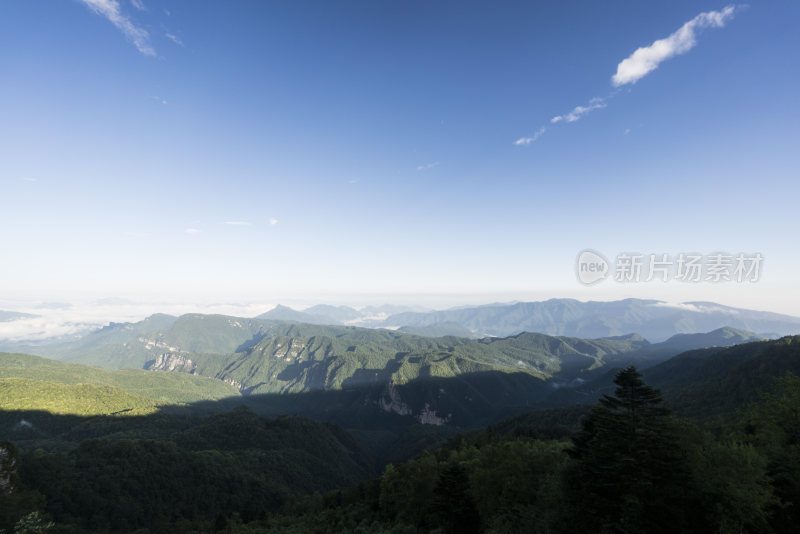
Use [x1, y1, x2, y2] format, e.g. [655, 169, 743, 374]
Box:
[1, 1, 799, 315]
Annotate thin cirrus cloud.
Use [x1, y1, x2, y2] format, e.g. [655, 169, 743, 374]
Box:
[223, 221, 252, 226]
[612, 5, 738, 86]
[165, 32, 184, 46]
[129, 0, 146, 11]
[551, 98, 607, 124]
[416, 162, 440, 171]
[513, 127, 546, 146]
[269, 218, 279, 226]
[78, 0, 155, 56]
[515, 5, 738, 146]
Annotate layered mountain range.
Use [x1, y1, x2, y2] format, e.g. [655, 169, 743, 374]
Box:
[1, 298, 797, 435]
[3, 300, 800, 515]
[1, 307, 769, 430]
[261, 299, 800, 340]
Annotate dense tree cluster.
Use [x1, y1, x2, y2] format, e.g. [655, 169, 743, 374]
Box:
[256, 368, 798, 534]
[0, 411, 371, 533]
[2, 368, 799, 533]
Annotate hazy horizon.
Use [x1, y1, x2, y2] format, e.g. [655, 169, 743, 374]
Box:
[2, 290, 799, 345]
[2, 1, 799, 328]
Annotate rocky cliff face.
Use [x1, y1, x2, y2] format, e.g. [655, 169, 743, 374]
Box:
[146, 353, 197, 374]
[379, 382, 412, 416]
[416, 403, 451, 426]
[145, 353, 248, 394]
[222, 377, 244, 391]
[379, 383, 450, 425]
[0, 444, 17, 493]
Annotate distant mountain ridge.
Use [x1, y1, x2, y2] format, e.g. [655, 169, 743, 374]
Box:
[256, 304, 433, 328]
[250, 299, 800, 341]
[256, 304, 338, 325]
[380, 298, 800, 340]
[31, 313, 271, 369]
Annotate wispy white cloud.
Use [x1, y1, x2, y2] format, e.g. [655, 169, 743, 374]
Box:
[224, 221, 252, 226]
[150, 95, 167, 105]
[78, 0, 155, 56]
[416, 162, 440, 171]
[513, 6, 739, 145]
[513, 127, 546, 146]
[269, 217, 279, 226]
[612, 5, 738, 87]
[129, 0, 146, 11]
[35, 302, 73, 310]
[186, 228, 201, 234]
[551, 98, 606, 124]
[21, 177, 38, 182]
[165, 32, 184, 46]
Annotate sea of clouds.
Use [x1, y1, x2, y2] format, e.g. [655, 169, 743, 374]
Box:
[0, 298, 273, 344]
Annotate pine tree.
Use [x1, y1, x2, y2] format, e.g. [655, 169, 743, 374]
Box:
[430, 463, 480, 534]
[744, 371, 800, 531]
[566, 366, 691, 534]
